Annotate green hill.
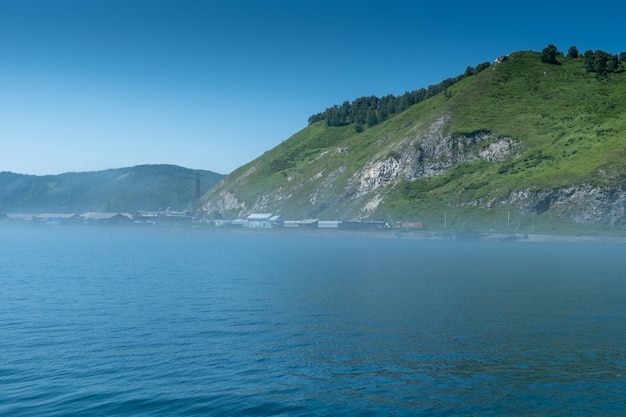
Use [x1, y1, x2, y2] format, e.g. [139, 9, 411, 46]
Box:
[199, 49, 626, 234]
[0, 165, 224, 213]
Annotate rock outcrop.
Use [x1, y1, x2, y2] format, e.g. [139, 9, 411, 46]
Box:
[198, 49, 626, 228]
[494, 185, 626, 225]
[349, 114, 520, 212]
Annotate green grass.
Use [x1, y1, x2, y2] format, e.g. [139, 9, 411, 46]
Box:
[448, 52, 626, 185]
[200, 51, 626, 231]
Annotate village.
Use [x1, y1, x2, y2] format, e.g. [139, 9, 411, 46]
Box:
[217, 213, 424, 231]
[0, 209, 425, 232]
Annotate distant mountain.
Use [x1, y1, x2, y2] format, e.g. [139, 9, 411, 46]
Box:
[0, 164, 224, 213]
[198, 48, 626, 234]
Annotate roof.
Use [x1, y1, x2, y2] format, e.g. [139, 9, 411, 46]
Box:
[81, 212, 134, 220]
[6, 213, 37, 220]
[246, 213, 275, 221]
[36, 213, 79, 220]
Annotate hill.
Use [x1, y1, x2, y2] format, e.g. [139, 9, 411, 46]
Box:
[0, 165, 224, 213]
[198, 48, 626, 235]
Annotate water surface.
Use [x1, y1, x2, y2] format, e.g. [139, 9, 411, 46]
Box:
[1, 228, 625, 416]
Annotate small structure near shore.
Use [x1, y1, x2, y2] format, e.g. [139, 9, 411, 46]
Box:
[395, 221, 424, 230]
[245, 213, 283, 229]
[80, 212, 134, 225]
[136, 209, 193, 225]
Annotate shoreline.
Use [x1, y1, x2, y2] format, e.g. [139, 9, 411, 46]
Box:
[2, 221, 626, 244]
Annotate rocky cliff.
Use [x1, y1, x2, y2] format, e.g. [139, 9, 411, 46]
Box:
[198, 50, 626, 232]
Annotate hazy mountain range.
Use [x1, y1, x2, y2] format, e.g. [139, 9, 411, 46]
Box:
[0, 164, 223, 213]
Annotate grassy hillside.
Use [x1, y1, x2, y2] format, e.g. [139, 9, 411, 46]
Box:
[199, 50, 626, 233]
[384, 51, 626, 229]
[452, 51, 626, 186]
[0, 164, 224, 213]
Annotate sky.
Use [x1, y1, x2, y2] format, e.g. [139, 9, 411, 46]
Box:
[1, 0, 624, 175]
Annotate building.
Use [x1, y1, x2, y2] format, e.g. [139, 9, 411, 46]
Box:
[5, 213, 38, 222]
[395, 221, 424, 230]
[80, 212, 134, 225]
[135, 209, 193, 225]
[318, 220, 342, 229]
[494, 55, 508, 64]
[245, 213, 283, 229]
[36, 213, 79, 225]
[341, 220, 387, 230]
[283, 219, 319, 229]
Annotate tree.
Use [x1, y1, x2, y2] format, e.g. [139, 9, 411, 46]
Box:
[366, 109, 377, 127]
[307, 58, 489, 129]
[593, 50, 609, 75]
[541, 44, 559, 64]
[567, 45, 579, 59]
[474, 61, 491, 73]
[609, 54, 620, 72]
[583, 50, 595, 72]
[308, 112, 324, 125]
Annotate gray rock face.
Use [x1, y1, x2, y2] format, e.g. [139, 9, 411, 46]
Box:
[351, 114, 520, 200]
[200, 112, 622, 226]
[496, 185, 626, 225]
[349, 115, 623, 225]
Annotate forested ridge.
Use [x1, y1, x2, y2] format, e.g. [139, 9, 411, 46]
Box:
[307, 60, 492, 131]
[310, 45, 626, 132]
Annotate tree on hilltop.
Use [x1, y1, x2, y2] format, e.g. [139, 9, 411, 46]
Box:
[567, 45, 579, 59]
[609, 54, 620, 72]
[307, 60, 491, 130]
[583, 49, 622, 75]
[583, 50, 595, 72]
[541, 44, 560, 64]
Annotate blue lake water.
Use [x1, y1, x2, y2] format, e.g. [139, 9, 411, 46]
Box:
[1, 227, 625, 416]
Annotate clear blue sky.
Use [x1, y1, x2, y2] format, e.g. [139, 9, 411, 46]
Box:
[1, 0, 624, 175]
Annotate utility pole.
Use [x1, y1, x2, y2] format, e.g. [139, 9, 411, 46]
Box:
[612, 209, 615, 229]
[531, 194, 535, 233]
[508, 210, 510, 231]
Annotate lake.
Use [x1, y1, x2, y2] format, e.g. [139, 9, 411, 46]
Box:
[1, 227, 625, 416]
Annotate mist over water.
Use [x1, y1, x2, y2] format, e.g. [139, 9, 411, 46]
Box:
[1, 227, 625, 416]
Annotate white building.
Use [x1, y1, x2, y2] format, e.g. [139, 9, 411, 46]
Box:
[318, 220, 342, 229]
[245, 213, 283, 228]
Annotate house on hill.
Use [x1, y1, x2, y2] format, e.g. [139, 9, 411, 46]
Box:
[494, 55, 508, 64]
